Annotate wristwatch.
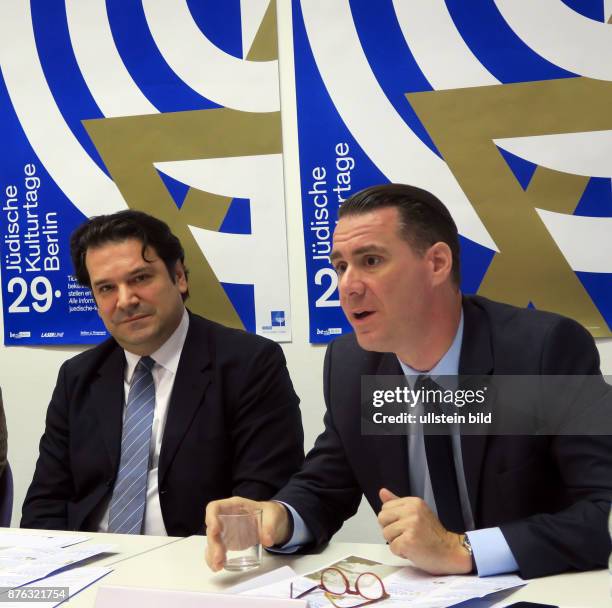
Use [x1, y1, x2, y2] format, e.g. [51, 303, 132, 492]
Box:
[461, 534, 476, 573]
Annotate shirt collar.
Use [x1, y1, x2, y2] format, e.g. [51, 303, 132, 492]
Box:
[124, 308, 190, 382]
[398, 309, 464, 382]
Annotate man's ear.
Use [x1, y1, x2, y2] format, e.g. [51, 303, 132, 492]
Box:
[427, 242, 453, 287]
[174, 261, 189, 294]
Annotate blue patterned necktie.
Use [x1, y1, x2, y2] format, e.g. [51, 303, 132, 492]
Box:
[108, 356, 156, 534]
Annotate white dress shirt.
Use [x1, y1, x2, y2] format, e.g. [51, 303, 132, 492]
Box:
[97, 309, 189, 535]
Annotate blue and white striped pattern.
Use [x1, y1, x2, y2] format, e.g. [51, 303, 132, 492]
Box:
[108, 356, 156, 534]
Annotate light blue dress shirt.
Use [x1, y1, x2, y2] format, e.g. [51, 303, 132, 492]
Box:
[275, 313, 519, 576]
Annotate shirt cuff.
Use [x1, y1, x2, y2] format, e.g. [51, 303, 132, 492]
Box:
[266, 501, 313, 554]
[466, 527, 519, 576]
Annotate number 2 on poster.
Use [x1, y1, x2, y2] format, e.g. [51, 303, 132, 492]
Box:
[7, 276, 57, 313]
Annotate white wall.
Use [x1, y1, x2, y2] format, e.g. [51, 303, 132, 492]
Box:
[1, 2, 611, 545]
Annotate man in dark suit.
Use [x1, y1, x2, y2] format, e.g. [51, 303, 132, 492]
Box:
[21, 210, 304, 536]
[205, 184, 612, 579]
[0, 389, 6, 481]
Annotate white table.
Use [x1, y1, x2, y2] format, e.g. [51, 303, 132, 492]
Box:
[17, 527, 184, 567]
[64, 536, 612, 607]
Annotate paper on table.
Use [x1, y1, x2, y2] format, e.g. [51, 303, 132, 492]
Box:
[228, 566, 299, 594]
[492, 604, 588, 608]
[0, 533, 88, 549]
[0, 543, 115, 589]
[380, 570, 525, 607]
[0, 566, 112, 608]
[239, 554, 526, 608]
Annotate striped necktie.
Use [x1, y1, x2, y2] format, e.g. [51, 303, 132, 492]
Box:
[108, 356, 156, 534]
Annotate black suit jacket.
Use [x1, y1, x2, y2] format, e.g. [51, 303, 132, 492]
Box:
[0, 389, 6, 481]
[21, 312, 304, 536]
[274, 295, 612, 578]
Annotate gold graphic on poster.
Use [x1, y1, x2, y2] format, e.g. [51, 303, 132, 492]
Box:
[246, 0, 277, 61]
[407, 77, 612, 336]
[84, 109, 282, 328]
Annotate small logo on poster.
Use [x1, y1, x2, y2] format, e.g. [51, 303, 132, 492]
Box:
[41, 332, 65, 338]
[271, 311, 286, 327]
[316, 328, 342, 337]
[9, 331, 31, 339]
[262, 310, 287, 333]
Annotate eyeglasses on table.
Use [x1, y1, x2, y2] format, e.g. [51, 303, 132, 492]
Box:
[290, 566, 389, 607]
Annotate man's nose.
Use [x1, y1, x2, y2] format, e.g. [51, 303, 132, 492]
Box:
[116, 284, 138, 309]
[339, 266, 365, 297]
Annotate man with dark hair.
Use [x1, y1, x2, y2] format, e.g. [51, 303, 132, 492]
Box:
[70, 209, 190, 299]
[339, 183, 462, 286]
[205, 183, 612, 579]
[22, 210, 304, 535]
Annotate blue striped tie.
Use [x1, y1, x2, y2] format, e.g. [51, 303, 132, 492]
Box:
[108, 356, 156, 534]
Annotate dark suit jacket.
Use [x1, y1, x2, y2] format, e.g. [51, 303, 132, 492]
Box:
[0, 389, 6, 480]
[21, 312, 304, 536]
[274, 295, 612, 578]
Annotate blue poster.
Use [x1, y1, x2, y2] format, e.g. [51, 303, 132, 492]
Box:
[0, 0, 291, 346]
[294, 0, 612, 343]
[0, 104, 107, 345]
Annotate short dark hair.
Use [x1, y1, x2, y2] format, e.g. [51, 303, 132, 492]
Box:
[338, 183, 461, 286]
[70, 210, 188, 291]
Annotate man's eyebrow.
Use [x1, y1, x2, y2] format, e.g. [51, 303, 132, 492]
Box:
[92, 277, 114, 289]
[92, 265, 151, 288]
[127, 265, 152, 276]
[353, 244, 388, 255]
[330, 244, 388, 262]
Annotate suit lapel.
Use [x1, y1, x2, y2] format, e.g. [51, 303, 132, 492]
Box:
[459, 296, 494, 521]
[368, 353, 411, 498]
[158, 315, 212, 485]
[93, 347, 126, 472]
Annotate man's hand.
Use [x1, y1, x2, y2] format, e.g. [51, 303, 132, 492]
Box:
[377, 488, 472, 575]
[205, 497, 292, 572]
